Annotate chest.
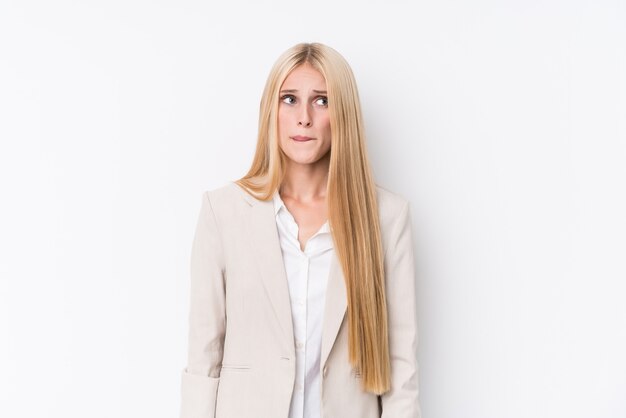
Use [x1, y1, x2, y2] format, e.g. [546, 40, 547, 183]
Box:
[281, 198, 329, 252]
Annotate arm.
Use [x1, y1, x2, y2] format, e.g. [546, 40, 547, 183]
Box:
[180, 191, 226, 418]
[380, 201, 422, 418]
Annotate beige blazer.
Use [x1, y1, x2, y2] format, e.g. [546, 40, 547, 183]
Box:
[180, 182, 421, 418]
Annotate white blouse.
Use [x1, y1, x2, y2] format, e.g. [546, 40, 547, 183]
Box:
[273, 191, 334, 418]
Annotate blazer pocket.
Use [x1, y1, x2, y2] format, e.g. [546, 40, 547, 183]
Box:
[220, 363, 252, 372]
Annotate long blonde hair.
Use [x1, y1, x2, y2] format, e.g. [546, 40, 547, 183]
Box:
[235, 42, 390, 394]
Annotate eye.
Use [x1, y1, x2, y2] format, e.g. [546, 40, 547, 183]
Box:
[280, 94, 296, 105]
[315, 96, 329, 107]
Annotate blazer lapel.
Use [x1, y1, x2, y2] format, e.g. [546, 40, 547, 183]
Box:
[320, 251, 348, 370]
[240, 188, 295, 355]
[235, 183, 348, 370]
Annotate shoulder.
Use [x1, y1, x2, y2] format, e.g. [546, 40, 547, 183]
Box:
[195, 182, 251, 224]
[201, 181, 248, 206]
[375, 184, 410, 218]
[374, 184, 411, 240]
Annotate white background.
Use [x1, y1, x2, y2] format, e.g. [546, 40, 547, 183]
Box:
[1, 1, 625, 417]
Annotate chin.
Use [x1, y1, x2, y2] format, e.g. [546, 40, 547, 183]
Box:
[280, 143, 330, 165]
[289, 158, 318, 165]
[284, 154, 321, 165]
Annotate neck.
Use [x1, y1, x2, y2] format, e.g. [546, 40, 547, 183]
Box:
[280, 154, 330, 202]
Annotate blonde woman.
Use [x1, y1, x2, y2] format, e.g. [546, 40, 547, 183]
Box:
[180, 42, 421, 418]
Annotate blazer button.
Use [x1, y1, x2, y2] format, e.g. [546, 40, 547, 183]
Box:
[323, 366, 328, 377]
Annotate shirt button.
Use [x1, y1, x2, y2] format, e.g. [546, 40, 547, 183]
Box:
[295, 383, 303, 391]
[297, 298, 305, 306]
[295, 340, 304, 349]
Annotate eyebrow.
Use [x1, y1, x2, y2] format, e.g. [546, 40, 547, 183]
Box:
[280, 89, 327, 94]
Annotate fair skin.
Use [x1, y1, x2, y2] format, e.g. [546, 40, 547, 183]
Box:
[277, 62, 331, 251]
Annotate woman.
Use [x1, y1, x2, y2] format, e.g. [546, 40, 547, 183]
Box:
[180, 42, 421, 418]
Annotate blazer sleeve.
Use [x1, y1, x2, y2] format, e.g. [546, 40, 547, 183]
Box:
[379, 201, 422, 418]
[180, 191, 226, 418]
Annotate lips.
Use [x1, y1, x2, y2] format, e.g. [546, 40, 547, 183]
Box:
[291, 135, 315, 142]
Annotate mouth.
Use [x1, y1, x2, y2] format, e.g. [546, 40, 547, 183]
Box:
[291, 135, 315, 142]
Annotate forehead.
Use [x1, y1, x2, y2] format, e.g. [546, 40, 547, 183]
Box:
[281, 63, 327, 90]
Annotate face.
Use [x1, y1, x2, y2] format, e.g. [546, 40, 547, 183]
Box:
[277, 63, 332, 167]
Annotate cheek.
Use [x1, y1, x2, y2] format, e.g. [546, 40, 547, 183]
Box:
[277, 108, 284, 125]
[322, 116, 331, 136]
[279, 108, 297, 127]
[277, 113, 288, 134]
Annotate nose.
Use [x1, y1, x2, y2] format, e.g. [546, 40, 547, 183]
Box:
[298, 106, 312, 127]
